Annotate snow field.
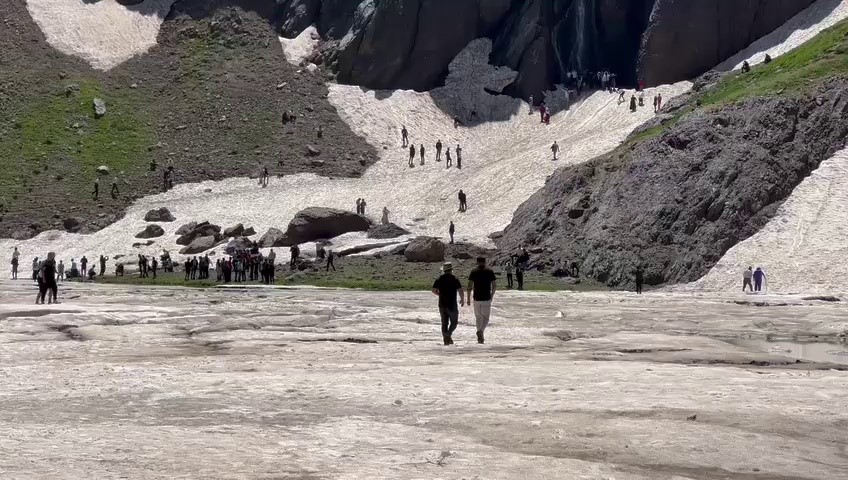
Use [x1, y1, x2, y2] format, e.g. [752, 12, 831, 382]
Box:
[25, 0, 176, 71]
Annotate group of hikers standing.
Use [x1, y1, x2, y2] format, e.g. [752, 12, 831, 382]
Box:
[402, 126, 463, 170]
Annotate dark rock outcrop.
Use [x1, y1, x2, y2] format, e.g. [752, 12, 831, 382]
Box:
[243, 226, 257, 237]
[223, 223, 244, 238]
[404, 236, 446, 263]
[180, 236, 222, 255]
[637, 0, 818, 86]
[175, 221, 197, 236]
[225, 236, 254, 254]
[176, 221, 221, 246]
[136, 224, 165, 239]
[282, 207, 373, 245]
[144, 207, 175, 222]
[258, 227, 286, 248]
[279, 0, 817, 96]
[367, 223, 410, 239]
[497, 80, 848, 288]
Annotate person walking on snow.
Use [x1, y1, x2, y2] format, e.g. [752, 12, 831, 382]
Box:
[111, 177, 119, 198]
[355, 198, 362, 215]
[381, 207, 390, 225]
[401, 125, 409, 147]
[456, 144, 463, 169]
[753, 267, 766, 292]
[432, 262, 464, 345]
[435, 139, 442, 161]
[449, 221, 455, 244]
[419, 144, 425, 166]
[360, 198, 367, 216]
[467, 257, 497, 344]
[458, 190, 467, 212]
[445, 148, 452, 168]
[630, 94, 637, 113]
[743, 267, 754, 292]
[57, 260, 64, 282]
[408, 144, 416, 168]
[528, 95, 534, 114]
[551, 141, 559, 160]
[656, 93, 663, 112]
[93, 178, 100, 200]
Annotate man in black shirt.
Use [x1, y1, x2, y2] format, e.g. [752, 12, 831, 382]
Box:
[467, 257, 497, 344]
[432, 262, 464, 345]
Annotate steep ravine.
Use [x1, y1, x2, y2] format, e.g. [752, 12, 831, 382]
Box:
[495, 79, 848, 287]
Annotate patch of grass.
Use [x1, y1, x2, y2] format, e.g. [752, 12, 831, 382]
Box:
[700, 19, 848, 106]
[620, 19, 848, 148]
[97, 270, 606, 292]
[0, 77, 154, 204]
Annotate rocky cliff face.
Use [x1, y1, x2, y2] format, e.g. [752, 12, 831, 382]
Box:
[637, 0, 817, 86]
[494, 79, 848, 287]
[279, 0, 818, 96]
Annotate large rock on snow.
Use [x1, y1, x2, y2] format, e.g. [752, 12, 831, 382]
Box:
[175, 221, 197, 236]
[404, 236, 446, 263]
[144, 207, 175, 222]
[283, 207, 373, 245]
[225, 237, 255, 255]
[637, 0, 817, 86]
[367, 223, 411, 239]
[179, 236, 221, 255]
[176, 221, 221, 246]
[496, 81, 848, 288]
[136, 224, 165, 239]
[258, 227, 286, 248]
[223, 223, 245, 238]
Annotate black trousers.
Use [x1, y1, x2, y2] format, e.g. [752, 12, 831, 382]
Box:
[516, 271, 524, 290]
[507, 273, 513, 289]
[439, 307, 458, 337]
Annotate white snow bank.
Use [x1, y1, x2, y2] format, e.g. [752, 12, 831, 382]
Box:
[697, 149, 848, 295]
[279, 25, 320, 66]
[0, 39, 690, 266]
[716, 0, 848, 71]
[25, 0, 175, 71]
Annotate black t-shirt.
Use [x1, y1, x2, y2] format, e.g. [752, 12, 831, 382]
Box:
[433, 273, 462, 310]
[468, 267, 496, 301]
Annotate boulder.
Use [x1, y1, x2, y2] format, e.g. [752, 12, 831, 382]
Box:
[258, 227, 287, 248]
[404, 236, 446, 263]
[225, 236, 254, 255]
[179, 236, 221, 255]
[136, 224, 165, 239]
[367, 223, 410, 239]
[223, 223, 245, 238]
[63, 217, 83, 233]
[96, 165, 110, 175]
[144, 207, 175, 222]
[306, 145, 321, 157]
[243, 226, 257, 236]
[132, 240, 155, 248]
[176, 221, 221, 246]
[93, 98, 106, 118]
[175, 221, 197, 235]
[283, 207, 373, 245]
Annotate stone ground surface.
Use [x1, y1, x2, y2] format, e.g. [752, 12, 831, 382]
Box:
[1, 281, 847, 479]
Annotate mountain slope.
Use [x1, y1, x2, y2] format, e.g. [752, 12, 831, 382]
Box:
[496, 18, 848, 288]
[0, 0, 376, 239]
